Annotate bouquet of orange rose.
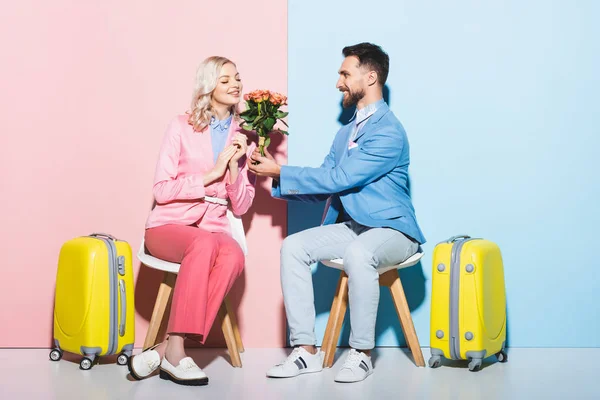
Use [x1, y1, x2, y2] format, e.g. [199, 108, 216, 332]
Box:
[239, 90, 288, 158]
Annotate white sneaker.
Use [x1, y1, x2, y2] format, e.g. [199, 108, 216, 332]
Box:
[334, 349, 373, 383]
[128, 345, 161, 380]
[266, 347, 324, 378]
[159, 357, 209, 386]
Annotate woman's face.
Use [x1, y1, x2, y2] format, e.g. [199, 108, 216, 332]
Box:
[212, 62, 242, 108]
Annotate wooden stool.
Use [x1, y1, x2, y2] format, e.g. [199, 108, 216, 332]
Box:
[137, 240, 244, 367]
[320, 251, 425, 368]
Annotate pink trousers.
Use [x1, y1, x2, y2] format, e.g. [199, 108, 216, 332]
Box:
[145, 224, 244, 343]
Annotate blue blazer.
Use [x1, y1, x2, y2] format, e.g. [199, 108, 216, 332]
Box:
[272, 102, 426, 244]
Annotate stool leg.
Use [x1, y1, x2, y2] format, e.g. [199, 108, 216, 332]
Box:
[143, 272, 177, 350]
[219, 302, 242, 368]
[320, 293, 337, 356]
[383, 269, 425, 367]
[322, 271, 349, 368]
[224, 296, 244, 353]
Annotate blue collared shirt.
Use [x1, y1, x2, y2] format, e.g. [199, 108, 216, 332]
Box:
[209, 115, 232, 164]
[348, 98, 386, 142]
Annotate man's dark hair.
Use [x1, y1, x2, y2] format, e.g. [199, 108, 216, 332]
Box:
[342, 43, 389, 86]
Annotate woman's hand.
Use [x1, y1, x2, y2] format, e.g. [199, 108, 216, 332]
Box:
[230, 133, 249, 165]
[227, 133, 249, 184]
[204, 145, 237, 185]
[215, 145, 238, 175]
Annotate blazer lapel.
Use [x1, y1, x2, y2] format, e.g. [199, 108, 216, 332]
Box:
[338, 123, 355, 164]
[189, 122, 216, 172]
[226, 118, 241, 145]
[353, 103, 390, 143]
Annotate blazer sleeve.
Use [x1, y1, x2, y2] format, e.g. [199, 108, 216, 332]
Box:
[278, 127, 403, 195]
[271, 139, 337, 202]
[152, 117, 207, 204]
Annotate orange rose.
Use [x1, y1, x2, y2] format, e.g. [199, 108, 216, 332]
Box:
[269, 92, 287, 106]
[245, 89, 288, 105]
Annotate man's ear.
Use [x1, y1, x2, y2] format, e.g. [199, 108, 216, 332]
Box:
[367, 70, 378, 87]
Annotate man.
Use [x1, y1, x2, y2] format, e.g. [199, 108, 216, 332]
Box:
[248, 42, 426, 383]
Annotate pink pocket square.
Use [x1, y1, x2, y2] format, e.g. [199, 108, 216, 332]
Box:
[348, 141, 358, 150]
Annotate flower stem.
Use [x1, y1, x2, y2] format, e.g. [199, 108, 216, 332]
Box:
[258, 136, 266, 156]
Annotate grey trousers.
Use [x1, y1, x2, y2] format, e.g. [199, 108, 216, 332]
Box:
[280, 220, 419, 350]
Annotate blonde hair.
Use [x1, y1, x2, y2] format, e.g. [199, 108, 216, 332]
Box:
[188, 56, 239, 132]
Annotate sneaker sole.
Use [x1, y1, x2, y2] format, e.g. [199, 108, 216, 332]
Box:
[334, 370, 373, 383]
[159, 369, 209, 386]
[267, 367, 323, 378]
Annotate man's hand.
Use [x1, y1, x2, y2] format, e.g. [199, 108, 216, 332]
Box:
[247, 148, 281, 178]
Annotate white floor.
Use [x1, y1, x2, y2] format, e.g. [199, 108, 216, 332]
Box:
[0, 348, 597, 400]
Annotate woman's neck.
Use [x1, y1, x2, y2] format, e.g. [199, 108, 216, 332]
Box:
[212, 104, 231, 121]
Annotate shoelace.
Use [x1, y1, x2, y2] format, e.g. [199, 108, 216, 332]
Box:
[280, 348, 303, 366]
[341, 350, 362, 369]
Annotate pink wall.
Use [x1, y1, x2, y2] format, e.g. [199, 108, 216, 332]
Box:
[0, 0, 288, 347]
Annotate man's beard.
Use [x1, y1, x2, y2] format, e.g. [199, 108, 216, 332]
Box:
[342, 88, 365, 108]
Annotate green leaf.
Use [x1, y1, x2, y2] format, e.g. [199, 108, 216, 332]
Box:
[264, 117, 276, 131]
[240, 114, 255, 122]
[253, 115, 265, 127]
[275, 111, 289, 118]
[264, 137, 271, 149]
[240, 109, 256, 117]
[279, 119, 289, 127]
[278, 129, 289, 135]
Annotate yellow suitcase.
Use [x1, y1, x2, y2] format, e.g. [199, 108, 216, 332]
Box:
[50, 233, 135, 370]
[429, 235, 507, 371]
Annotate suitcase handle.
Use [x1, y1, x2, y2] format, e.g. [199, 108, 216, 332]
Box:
[447, 235, 471, 243]
[90, 232, 117, 241]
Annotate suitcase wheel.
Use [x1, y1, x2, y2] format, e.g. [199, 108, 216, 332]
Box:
[428, 355, 442, 368]
[49, 349, 63, 362]
[79, 355, 95, 370]
[468, 358, 482, 372]
[117, 354, 130, 366]
[496, 350, 508, 363]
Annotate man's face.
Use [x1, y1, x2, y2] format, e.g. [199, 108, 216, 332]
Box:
[336, 56, 367, 108]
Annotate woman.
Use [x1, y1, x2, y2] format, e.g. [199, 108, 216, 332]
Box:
[129, 56, 256, 386]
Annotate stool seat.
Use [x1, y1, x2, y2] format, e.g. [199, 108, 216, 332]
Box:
[138, 240, 181, 274]
[321, 249, 424, 274]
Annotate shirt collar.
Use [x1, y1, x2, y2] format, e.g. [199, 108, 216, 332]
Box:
[350, 99, 386, 125]
[210, 114, 233, 132]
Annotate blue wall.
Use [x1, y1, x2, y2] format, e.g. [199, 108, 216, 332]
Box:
[288, 0, 600, 347]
